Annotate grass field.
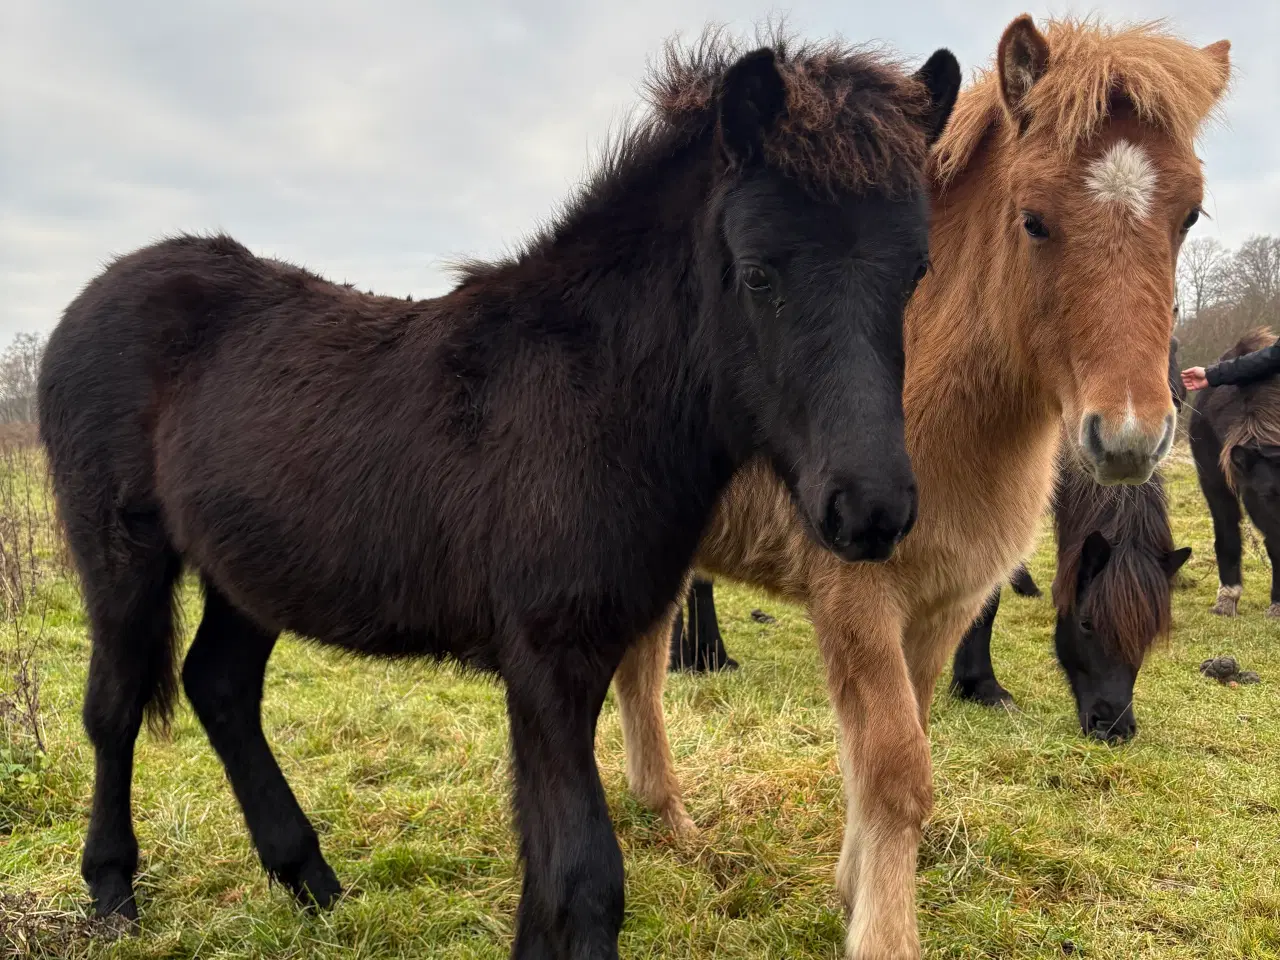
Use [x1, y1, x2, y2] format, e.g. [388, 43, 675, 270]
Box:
[2, 450, 1279, 959]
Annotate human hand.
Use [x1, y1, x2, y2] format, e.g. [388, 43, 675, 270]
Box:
[1181, 366, 1209, 391]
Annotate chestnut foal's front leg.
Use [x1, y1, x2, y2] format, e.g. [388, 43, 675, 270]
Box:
[616, 575, 933, 958]
[811, 581, 930, 960]
[613, 608, 698, 837]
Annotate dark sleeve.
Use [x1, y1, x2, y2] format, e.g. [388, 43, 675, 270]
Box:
[1206, 342, 1280, 388]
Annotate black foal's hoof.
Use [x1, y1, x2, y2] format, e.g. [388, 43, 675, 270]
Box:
[279, 852, 343, 909]
[88, 873, 139, 925]
[951, 679, 1016, 708]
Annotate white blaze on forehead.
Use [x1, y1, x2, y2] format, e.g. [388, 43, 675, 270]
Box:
[1085, 140, 1158, 221]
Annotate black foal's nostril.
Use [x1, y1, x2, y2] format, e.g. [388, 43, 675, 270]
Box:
[823, 489, 851, 549]
[896, 484, 919, 544]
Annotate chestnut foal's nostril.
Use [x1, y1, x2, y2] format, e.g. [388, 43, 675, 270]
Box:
[1083, 413, 1105, 459]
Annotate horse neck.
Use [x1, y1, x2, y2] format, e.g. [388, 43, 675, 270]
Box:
[904, 150, 1059, 476]
[463, 139, 741, 475]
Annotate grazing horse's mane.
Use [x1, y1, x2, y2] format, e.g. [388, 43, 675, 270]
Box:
[1205, 327, 1280, 486]
[932, 17, 1229, 186]
[452, 26, 934, 287]
[1051, 460, 1175, 666]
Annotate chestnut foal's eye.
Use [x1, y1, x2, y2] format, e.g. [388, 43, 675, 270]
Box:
[1181, 207, 1201, 232]
[912, 259, 930, 286]
[1022, 211, 1049, 240]
[741, 265, 770, 292]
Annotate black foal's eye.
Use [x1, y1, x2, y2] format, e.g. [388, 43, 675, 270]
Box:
[1079, 617, 1095, 633]
[1181, 207, 1201, 232]
[1022, 211, 1049, 240]
[741, 265, 770, 292]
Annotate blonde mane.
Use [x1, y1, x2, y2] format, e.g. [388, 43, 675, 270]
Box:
[933, 17, 1229, 186]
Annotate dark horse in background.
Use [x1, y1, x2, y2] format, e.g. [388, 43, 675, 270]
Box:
[1190, 327, 1280, 618]
[39, 31, 960, 959]
[950, 337, 1192, 740]
[675, 338, 1191, 743]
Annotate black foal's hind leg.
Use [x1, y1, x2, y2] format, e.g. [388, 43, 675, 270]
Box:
[506, 643, 624, 959]
[182, 584, 340, 907]
[80, 544, 181, 921]
[950, 587, 1014, 706]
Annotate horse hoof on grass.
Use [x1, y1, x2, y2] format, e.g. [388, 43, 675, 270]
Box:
[279, 853, 343, 910]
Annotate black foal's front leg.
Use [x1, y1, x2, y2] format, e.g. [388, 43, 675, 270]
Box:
[182, 585, 341, 907]
[505, 643, 624, 960]
[949, 587, 1014, 706]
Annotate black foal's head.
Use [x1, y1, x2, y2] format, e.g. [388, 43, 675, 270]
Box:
[675, 39, 960, 561]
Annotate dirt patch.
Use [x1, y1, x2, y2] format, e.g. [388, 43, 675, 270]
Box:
[0, 892, 121, 959]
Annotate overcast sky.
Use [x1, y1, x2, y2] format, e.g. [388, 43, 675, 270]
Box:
[2, 1, 1275, 338]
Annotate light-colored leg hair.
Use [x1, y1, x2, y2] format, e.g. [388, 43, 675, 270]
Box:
[904, 597, 990, 733]
[1213, 583, 1242, 617]
[812, 579, 928, 960]
[613, 601, 697, 838]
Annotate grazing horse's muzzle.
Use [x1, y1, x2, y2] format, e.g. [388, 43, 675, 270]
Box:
[1082, 700, 1138, 743]
[1079, 409, 1175, 485]
[819, 476, 918, 563]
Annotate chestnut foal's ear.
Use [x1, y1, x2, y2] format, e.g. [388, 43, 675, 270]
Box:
[997, 14, 1050, 123]
[719, 47, 787, 167]
[1201, 39, 1231, 98]
[913, 48, 961, 146]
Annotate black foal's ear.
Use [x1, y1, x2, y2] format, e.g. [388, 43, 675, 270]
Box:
[719, 47, 787, 167]
[913, 48, 961, 146]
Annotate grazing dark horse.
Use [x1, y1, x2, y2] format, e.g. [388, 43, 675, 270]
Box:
[39, 31, 961, 958]
[668, 575, 736, 671]
[951, 336, 1191, 740]
[1191, 327, 1280, 617]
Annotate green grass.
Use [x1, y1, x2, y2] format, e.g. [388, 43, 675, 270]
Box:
[3, 454, 1279, 959]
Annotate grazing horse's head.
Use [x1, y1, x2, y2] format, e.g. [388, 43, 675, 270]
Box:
[1053, 522, 1191, 743]
[935, 16, 1230, 485]
[1051, 336, 1190, 742]
[650, 35, 961, 560]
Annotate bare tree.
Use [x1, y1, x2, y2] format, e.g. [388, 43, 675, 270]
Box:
[0, 333, 46, 424]
[1176, 237, 1228, 320]
[1224, 235, 1280, 324]
[1175, 234, 1280, 368]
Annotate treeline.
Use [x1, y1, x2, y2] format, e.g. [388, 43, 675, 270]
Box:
[1177, 235, 1280, 367]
